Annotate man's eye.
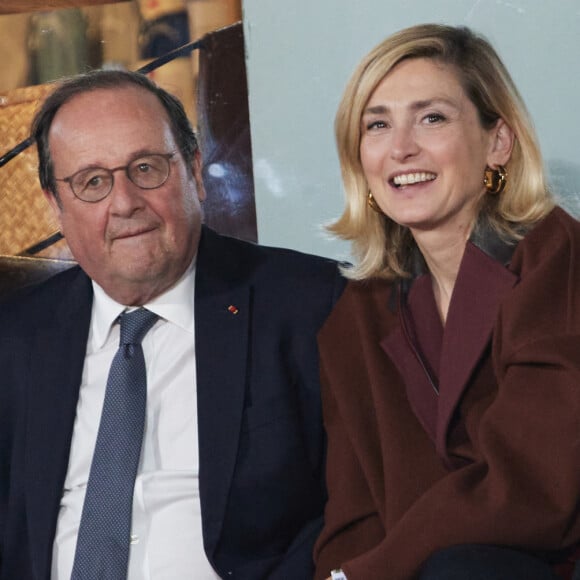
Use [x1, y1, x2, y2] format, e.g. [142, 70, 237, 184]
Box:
[81, 174, 106, 190]
[136, 163, 153, 173]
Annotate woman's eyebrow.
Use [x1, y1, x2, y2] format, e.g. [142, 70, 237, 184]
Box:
[362, 97, 459, 117]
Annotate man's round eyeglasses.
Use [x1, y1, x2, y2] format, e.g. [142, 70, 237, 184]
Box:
[55, 152, 176, 203]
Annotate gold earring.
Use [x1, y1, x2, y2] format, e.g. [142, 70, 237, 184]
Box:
[483, 165, 507, 194]
[367, 191, 382, 213]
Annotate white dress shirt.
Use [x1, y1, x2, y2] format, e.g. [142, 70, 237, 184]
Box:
[52, 262, 221, 579]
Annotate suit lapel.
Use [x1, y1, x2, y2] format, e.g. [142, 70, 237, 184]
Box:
[194, 228, 253, 560]
[24, 269, 92, 579]
[436, 243, 517, 459]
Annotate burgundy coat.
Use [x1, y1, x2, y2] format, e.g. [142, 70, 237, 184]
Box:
[314, 207, 580, 580]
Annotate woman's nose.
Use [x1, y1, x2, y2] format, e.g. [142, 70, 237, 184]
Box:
[389, 126, 420, 162]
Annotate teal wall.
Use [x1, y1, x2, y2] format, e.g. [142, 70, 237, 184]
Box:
[243, 0, 580, 260]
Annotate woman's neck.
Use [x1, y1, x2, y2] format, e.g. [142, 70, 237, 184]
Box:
[412, 227, 470, 324]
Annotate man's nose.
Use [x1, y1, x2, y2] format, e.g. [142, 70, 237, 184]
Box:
[108, 171, 146, 215]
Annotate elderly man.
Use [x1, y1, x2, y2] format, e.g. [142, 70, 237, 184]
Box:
[0, 70, 344, 580]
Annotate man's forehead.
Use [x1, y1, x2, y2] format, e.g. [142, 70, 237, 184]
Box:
[59, 85, 164, 117]
[51, 85, 170, 134]
[48, 87, 175, 169]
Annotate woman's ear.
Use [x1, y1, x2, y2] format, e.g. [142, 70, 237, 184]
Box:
[487, 118, 515, 167]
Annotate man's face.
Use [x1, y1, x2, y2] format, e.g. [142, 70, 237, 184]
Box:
[46, 86, 205, 305]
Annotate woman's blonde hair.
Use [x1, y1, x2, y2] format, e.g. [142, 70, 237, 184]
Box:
[331, 23, 554, 280]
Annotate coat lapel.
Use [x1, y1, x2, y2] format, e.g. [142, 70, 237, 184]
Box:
[381, 320, 439, 442]
[383, 233, 520, 463]
[24, 269, 92, 579]
[194, 228, 253, 560]
[436, 243, 518, 459]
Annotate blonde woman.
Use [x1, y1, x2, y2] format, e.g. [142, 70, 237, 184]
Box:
[315, 24, 580, 580]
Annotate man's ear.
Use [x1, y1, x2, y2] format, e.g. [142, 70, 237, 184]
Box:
[487, 118, 515, 168]
[192, 149, 206, 202]
[43, 188, 63, 222]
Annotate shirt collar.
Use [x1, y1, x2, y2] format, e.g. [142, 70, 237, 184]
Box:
[90, 259, 196, 350]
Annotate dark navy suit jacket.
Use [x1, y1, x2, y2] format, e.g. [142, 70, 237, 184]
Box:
[0, 226, 345, 579]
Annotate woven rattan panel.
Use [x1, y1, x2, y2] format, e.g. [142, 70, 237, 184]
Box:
[0, 83, 72, 259]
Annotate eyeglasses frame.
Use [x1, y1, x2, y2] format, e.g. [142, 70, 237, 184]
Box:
[54, 151, 177, 203]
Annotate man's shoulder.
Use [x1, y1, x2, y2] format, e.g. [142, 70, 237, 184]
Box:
[0, 264, 90, 323]
[197, 228, 346, 316]
[199, 227, 344, 281]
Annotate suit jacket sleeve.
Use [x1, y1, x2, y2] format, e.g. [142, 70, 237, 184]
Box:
[263, 265, 347, 579]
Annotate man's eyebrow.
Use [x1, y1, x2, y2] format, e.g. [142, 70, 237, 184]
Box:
[69, 149, 166, 173]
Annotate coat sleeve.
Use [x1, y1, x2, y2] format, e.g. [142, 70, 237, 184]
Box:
[314, 359, 386, 580]
[318, 298, 580, 579]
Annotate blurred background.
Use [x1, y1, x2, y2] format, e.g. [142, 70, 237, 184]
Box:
[242, 0, 580, 262]
[0, 0, 579, 295]
[0, 0, 251, 297]
[0, 0, 242, 121]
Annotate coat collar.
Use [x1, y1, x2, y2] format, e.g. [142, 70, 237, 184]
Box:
[384, 223, 520, 463]
[402, 218, 519, 286]
[435, 241, 518, 459]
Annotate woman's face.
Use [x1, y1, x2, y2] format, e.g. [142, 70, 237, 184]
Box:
[360, 57, 507, 240]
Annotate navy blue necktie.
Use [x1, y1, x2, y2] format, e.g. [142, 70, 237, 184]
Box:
[71, 308, 159, 579]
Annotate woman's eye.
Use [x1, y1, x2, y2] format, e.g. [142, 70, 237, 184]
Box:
[365, 119, 388, 131]
[424, 113, 445, 124]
